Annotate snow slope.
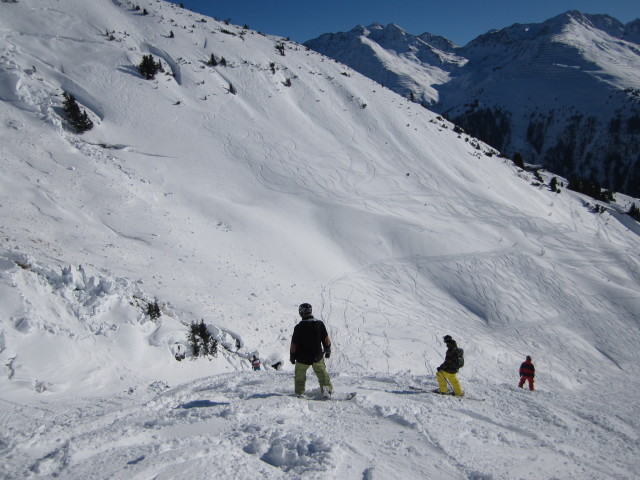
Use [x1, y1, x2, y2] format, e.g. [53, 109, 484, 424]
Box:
[1, 0, 639, 478]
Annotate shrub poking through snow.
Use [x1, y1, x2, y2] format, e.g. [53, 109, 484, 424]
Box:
[147, 301, 161, 320]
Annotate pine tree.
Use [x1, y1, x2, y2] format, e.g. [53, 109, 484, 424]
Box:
[138, 54, 160, 79]
[188, 320, 218, 358]
[512, 152, 525, 169]
[207, 54, 218, 66]
[147, 301, 161, 320]
[62, 92, 93, 133]
[198, 321, 212, 355]
[188, 322, 200, 357]
[628, 203, 640, 221]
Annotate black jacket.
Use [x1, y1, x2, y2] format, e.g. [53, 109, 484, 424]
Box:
[439, 341, 460, 374]
[520, 360, 535, 378]
[290, 316, 331, 364]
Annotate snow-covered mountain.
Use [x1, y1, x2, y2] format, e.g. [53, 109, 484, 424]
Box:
[1, 1, 640, 478]
[305, 12, 640, 197]
[304, 23, 465, 106]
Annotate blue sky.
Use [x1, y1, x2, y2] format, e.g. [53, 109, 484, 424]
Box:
[167, 0, 639, 46]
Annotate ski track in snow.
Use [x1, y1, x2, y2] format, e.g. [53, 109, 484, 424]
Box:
[2, 372, 639, 479]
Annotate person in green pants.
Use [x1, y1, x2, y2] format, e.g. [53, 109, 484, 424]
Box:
[290, 303, 333, 398]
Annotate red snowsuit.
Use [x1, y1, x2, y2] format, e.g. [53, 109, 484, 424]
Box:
[518, 357, 535, 391]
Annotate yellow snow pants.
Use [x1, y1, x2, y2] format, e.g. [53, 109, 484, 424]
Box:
[436, 370, 464, 396]
[294, 359, 333, 395]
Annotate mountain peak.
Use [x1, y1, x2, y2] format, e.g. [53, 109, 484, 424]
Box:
[549, 10, 625, 38]
[464, 10, 629, 50]
[366, 22, 411, 45]
[625, 18, 640, 43]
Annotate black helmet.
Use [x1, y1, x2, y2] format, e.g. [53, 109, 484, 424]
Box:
[298, 303, 312, 317]
[443, 335, 453, 343]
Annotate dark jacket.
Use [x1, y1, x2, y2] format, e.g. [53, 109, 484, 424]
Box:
[520, 359, 535, 378]
[290, 315, 331, 365]
[439, 341, 459, 374]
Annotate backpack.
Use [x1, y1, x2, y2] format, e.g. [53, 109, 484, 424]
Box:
[456, 348, 464, 369]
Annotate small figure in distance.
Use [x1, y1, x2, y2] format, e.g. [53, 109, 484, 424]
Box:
[251, 354, 261, 371]
[518, 356, 535, 391]
[174, 344, 186, 361]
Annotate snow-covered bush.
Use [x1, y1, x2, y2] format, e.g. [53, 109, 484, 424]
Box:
[62, 92, 93, 133]
[188, 320, 218, 358]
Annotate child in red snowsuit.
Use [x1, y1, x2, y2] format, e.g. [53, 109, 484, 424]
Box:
[518, 356, 535, 391]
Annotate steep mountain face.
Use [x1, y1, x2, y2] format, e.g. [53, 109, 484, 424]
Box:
[306, 23, 466, 105]
[2, 0, 638, 394]
[305, 12, 640, 197]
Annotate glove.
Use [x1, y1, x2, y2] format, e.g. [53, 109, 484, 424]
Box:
[324, 348, 331, 359]
[437, 366, 441, 371]
[290, 355, 296, 365]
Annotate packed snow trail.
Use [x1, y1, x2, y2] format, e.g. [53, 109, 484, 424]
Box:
[2, 372, 638, 480]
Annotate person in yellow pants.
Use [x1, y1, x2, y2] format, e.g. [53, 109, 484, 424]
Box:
[290, 303, 334, 398]
[435, 335, 464, 396]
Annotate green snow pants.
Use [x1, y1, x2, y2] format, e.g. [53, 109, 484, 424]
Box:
[294, 359, 333, 395]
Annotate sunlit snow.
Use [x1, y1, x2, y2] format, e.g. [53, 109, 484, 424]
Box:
[0, 1, 639, 479]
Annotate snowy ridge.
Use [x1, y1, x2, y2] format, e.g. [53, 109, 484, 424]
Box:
[0, 249, 226, 395]
[307, 23, 465, 105]
[0, 0, 639, 478]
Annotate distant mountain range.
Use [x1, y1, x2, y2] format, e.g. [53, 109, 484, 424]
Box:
[305, 12, 640, 197]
